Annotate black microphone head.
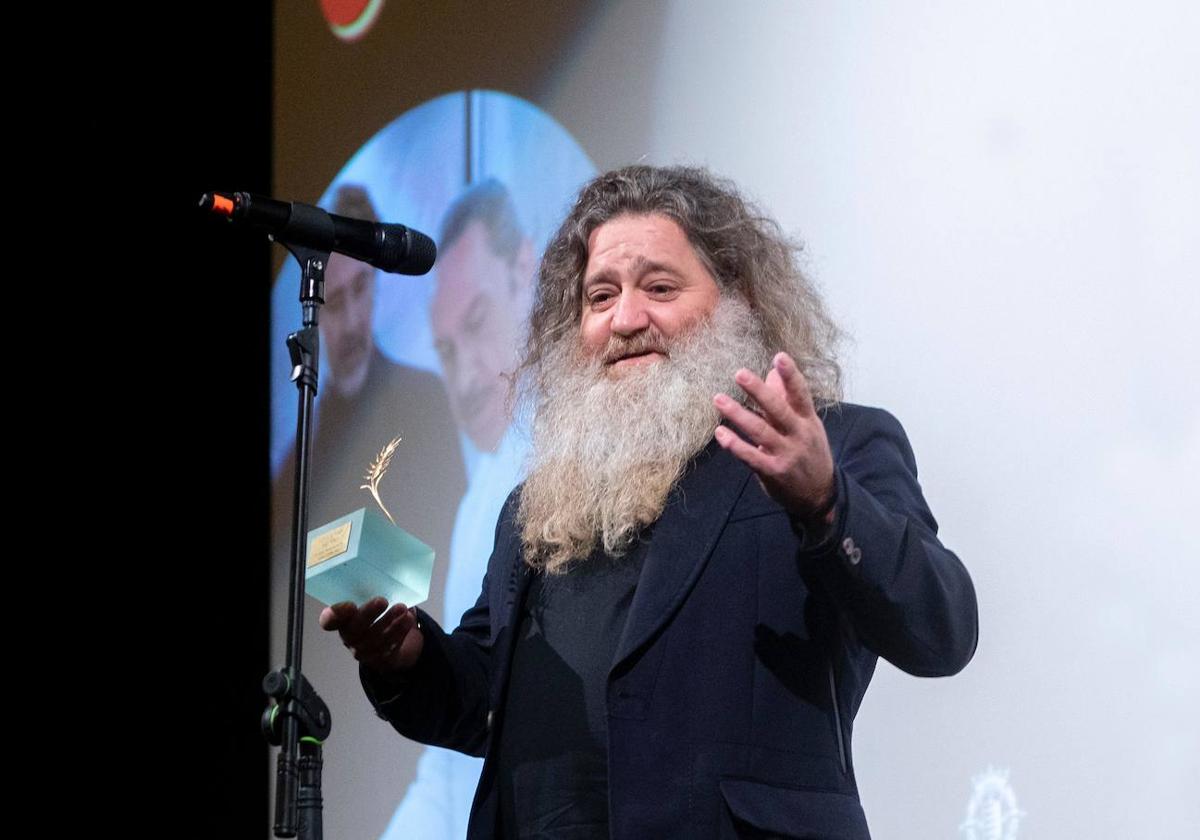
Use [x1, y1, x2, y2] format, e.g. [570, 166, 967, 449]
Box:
[378, 224, 437, 275]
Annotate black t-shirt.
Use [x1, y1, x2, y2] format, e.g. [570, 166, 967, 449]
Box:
[496, 539, 649, 839]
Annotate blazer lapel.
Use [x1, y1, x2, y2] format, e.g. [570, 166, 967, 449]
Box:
[489, 540, 533, 710]
[611, 439, 753, 673]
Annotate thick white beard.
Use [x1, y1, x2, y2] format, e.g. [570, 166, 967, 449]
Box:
[518, 295, 771, 574]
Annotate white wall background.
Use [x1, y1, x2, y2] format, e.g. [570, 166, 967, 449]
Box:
[547, 2, 1198, 836]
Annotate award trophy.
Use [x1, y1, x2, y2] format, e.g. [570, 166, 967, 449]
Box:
[303, 435, 436, 609]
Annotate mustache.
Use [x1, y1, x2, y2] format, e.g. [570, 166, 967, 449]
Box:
[600, 327, 670, 365]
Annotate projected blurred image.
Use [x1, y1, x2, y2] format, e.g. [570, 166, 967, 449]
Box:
[270, 90, 595, 840]
[270, 183, 465, 605]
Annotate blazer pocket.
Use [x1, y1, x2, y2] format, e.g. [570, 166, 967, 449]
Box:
[718, 778, 870, 840]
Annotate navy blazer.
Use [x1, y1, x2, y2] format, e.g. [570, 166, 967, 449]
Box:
[363, 403, 978, 839]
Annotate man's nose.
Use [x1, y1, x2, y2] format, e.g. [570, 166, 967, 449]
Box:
[610, 291, 650, 336]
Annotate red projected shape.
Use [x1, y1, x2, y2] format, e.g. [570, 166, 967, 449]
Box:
[320, 0, 385, 42]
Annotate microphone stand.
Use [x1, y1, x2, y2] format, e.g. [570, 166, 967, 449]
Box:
[260, 201, 340, 839]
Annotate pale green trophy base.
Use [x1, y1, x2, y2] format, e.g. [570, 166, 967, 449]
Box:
[304, 507, 435, 609]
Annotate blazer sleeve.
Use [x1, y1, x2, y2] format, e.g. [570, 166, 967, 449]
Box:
[358, 587, 494, 757]
[803, 406, 979, 677]
[357, 502, 519, 757]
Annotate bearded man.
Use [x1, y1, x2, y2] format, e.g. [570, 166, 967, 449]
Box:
[321, 165, 978, 840]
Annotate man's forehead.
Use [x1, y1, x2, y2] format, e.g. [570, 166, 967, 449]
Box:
[584, 255, 681, 288]
[583, 214, 701, 282]
[585, 212, 686, 249]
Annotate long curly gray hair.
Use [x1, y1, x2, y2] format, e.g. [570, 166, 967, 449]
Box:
[517, 164, 843, 403]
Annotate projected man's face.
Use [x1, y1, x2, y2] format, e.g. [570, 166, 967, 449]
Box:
[322, 253, 375, 397]
[432, 221, 529, 453]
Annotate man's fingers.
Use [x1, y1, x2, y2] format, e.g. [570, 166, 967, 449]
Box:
[348, 605, 413, 661]
[714, 424, 774, 474]
[773, 353, 816, 418]
[319, 601, 358, 632]
[360, 608, 422, 670]
[714, 393, 783, 451]
[377, 601, 411, 626]
[379, 608, 418, 651]
[372, 604, 415, 647]
[734, 368, 796, 433]
[339, 596, 390, 644]
[318, 597, 423, 671]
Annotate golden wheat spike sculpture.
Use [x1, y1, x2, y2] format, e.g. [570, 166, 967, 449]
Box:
[360, 435, 403, 525]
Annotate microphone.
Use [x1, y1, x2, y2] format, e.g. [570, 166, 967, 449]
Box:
[199, 191, 437, 275]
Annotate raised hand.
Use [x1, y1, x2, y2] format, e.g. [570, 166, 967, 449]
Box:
[712, 352, 836, 528]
